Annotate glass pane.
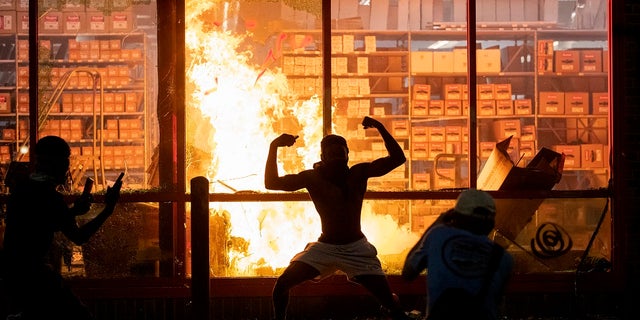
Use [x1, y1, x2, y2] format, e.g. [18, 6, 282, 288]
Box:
[499, 198, 611, 273]
[65, 202, 161, 278]
[475, 1, 610, 191]
[185, 0, 323, 190]
[5, 2, 160, 192]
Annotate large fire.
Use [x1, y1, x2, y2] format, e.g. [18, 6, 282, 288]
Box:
[185, 0, 419, 276]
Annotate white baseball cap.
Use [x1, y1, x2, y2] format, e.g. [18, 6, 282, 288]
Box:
[454, 189, 496, 220]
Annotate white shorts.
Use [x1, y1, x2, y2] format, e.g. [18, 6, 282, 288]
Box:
[291, 237, 385, 280]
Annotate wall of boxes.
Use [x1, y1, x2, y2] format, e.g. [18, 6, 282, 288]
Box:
[0, 0, 150, 191]
[283, 1, 608, 200]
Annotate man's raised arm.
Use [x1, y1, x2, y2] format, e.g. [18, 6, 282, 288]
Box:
[264, 133, 298, 190]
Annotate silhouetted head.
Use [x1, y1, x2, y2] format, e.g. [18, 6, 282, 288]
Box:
[449, 189, 496, 235]
[35, 136, 71, 185]
[320, 134, 348, 164]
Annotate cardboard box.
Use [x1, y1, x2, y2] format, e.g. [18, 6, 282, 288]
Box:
[477, 137, 564, 243]
[539, 91, 565, 115]
[63, 12, 85, 34]
[444, 84, 463, 100]
[478, 100, 495, 116]
[538, 56, 554, 73]
[392, 120, 409, 137]
[480, 141, 496, 159]
[514, 99, 532, 115]
[428, 100, 444, 116]
[413, 84, 431, 100]
[581, 144, 604, 168]
[453, 48, 467, 73]
[477, 49, 501, 73]
[412, 173, 430, 190]
[412, 100, 428, 116]
[496, 100, 513, 116]
[554, 50, 580, 73]
[428, 142, 445, 159]
[445, 100, 462, 116]
[0, 92, 9, 113]
[39, 12, 63, 34]
[445, 126, 462, 142]
[87, 11, 109, 33]
[520, 125, 536, 142]
[519, 140, 536, 159]
[537, 40, 554, 56]
[429, 126, 445, 142]
[433, 51, 454, 73]
[493, 83, 512, 100]
[0, 10, 15, 33]
[411, 142, 428, 160]
[411, 51, 433, 73]
[553, 145, 581, 169]
[493, 119, 522, 140]
[581, 50, 603, 73]
[477, 84, 495, 100]
[412, 126, 428, 142]
[565, 91, 589, 115]
[592, 92, 609, 115]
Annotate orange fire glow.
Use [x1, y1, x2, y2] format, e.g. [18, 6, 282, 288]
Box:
[186, 1, 419, 276]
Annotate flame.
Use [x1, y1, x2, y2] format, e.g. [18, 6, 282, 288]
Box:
[186, 0, 419, 276]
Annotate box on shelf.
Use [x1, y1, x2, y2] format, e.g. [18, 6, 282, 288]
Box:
[0, 10, 15, 33]
[411, 142, 428, 159]
[453, 48, 467, 73]
[592, 92, 609, 115]
[537, 39, 554, 57]
[39, 12, 63, 34]
[476, 49, 501, 73]
[539, 91, 565, 115]
[0, 93, 10, 113]
[411, 51, 433, 73]
[428, 100, 444, 116]
[581, 144, 604, 168]
[477, 136, 564, 243]
[478, 99, 495, 116]
[519, 140, 536, 159]
[412, 173, 430, 190]
[412, 126, 428, 142]
[63, 12, 86, 34]
[580, 49, 603, 73]
[537, 56, 554, 73]
[565, 91, 589, 115]
[493, 119, 522, 140]
[429, 126, 445, 142]
[87, 11, 109, 33]
[413, 84, 431, 100]
[445, 126, 462, 142]
[392, 120, 409, 137]
[433, 51, 454, 73]
[520, 125, 536, 141]
[494, 83, 512, 100]
[553, 144, 581, 168]
[412, 100, 428, 116]
[445, 100, 462, 116]
[445, 84, 463, 100]
[429, 142, 445, 159]
[514, 99, 532, 115]
[477, 84, 495, 100]
[554, 50, 580, 73]
[496, 100, 513, 116]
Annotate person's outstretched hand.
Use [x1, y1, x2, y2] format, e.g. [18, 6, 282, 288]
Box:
[272, 134, 298, 147]
[362, 116, 382, 129]
[104, 178, 123, 208]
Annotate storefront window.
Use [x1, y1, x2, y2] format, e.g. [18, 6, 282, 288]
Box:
[176, 0, 611, 278]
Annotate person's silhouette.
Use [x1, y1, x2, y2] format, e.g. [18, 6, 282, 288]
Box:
[265, 116, 410, 320]
[2, 136, 122, 319]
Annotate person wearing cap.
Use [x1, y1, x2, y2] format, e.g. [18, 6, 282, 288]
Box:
[265, 116, 409, 320]
[402, 189, 513, 320]
[2, 135, 123, 319]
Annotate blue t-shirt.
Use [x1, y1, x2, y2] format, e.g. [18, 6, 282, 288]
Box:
[404, 224, 513, 320]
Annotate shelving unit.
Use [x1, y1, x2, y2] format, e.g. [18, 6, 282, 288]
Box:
[0, 31, 150, 192]
[281, 28, 609, 195]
